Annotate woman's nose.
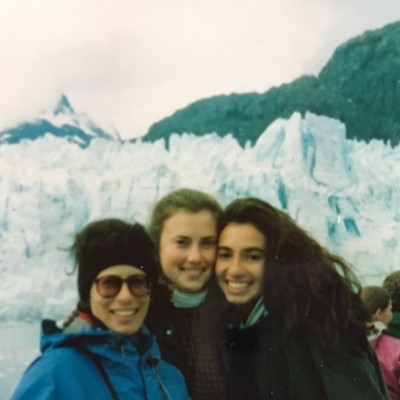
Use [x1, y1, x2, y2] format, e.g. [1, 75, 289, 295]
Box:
[187, 245, 202, 263]
[226, 257, 245, 276]
[115, 282, 138, 302]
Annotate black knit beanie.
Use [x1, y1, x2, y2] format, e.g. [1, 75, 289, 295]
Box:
[72, 219, 159, 306]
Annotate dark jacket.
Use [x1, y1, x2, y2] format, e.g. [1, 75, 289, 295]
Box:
[146, 281, 228, 400]
[387, 311, 400, 339]
[222, 313, 389, 400]
[11, 319, 190, 400]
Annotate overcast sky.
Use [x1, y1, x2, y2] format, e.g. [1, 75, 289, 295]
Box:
[0, 0, 398, 139]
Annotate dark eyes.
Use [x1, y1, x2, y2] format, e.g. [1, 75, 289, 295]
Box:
[217, 250, 231, 260]
[247, 252, 264, 261]
[202, 238, 217, 248]
[176, 238, 190, 246]
[175, 238, 216, 248]
[217, 250, 265, 261]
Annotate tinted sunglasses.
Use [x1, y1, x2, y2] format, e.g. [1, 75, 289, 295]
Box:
[93, 274, 151, 298]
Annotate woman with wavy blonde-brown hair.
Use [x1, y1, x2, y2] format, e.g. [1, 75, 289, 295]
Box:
[146, 188, 227, 400]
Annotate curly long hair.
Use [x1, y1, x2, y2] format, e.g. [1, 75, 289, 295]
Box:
[218, 197, 369, 354]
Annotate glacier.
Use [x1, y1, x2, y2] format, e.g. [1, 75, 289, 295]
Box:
[1, 111, 400, 323]
[1, 110, 400, 398]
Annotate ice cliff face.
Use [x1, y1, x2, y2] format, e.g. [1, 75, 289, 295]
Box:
[0, 111, 399, 322]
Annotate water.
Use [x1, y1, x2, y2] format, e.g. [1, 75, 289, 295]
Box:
[0, 322, 40, 400]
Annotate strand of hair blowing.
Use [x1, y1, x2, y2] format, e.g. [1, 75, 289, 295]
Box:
[263, 224, 369, 357]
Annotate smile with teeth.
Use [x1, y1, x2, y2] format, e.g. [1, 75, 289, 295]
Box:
[226, 280, 252, 289]
[112, 309, 138, 317]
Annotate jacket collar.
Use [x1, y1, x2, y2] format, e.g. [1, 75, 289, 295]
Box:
[240, 297, 268, 329]
[367, 321, 387, 340]
[40, 318, 158, 360]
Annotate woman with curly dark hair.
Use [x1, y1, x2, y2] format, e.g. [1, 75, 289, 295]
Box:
[215, 197, 389, 400]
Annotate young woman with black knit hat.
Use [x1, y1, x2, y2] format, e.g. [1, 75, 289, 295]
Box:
[11, 219, 190, 400]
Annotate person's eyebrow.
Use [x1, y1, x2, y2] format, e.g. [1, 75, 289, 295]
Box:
[243, 247, 264, 252]
[217, 246, 231, 251]
[201, 235, 217, 240]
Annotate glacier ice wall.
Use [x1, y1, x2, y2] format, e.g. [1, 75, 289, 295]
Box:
[0, 112, 399, 322]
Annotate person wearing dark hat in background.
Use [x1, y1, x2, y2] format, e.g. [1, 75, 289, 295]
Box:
[383, 270, 400, 339]
[11, 219, 190, 400]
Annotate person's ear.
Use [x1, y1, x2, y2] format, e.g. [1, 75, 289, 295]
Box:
[372, 308, 383, 322]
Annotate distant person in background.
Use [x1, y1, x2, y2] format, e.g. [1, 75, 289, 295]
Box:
[383, 271, 400, 338]
[215, 197, 389, 400]
[12, 219, 190, 400]
[361, 285, 400, 400]
[146, 188, 228, 400]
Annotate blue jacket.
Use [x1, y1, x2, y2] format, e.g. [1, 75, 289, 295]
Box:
[11, 319, 191, 400]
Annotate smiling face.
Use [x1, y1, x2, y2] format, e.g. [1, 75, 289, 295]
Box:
[216, 222, 266, 304]
[89, 265, 150, 335]
[159, 209, 217, 293]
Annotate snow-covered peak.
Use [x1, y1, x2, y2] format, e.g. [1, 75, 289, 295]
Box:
[53, 94, 75, 115]
[0, 94, 120, 148]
